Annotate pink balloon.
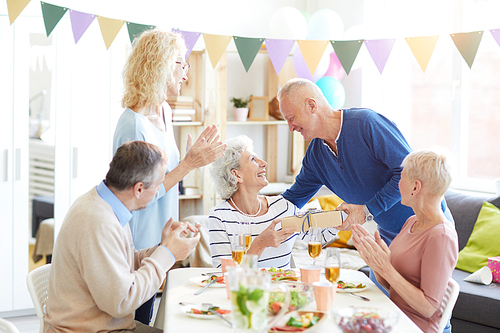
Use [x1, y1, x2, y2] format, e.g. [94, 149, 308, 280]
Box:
[292, 48, 329, 82]
[324, 52, 345, 81]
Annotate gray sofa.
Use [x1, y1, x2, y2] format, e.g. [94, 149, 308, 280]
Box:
[445, 190, 500, 333]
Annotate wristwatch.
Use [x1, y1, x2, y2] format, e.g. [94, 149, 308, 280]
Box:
[362, 205, 374, 222]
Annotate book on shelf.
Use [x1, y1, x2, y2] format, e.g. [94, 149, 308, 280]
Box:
[169, 101, 195, 108]
[172, 108, 196, 115]
[172, 115, 193, 122]
[168, 95, 194, 103]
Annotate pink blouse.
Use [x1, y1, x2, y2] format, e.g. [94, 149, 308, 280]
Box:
[389, 216, 458, 333]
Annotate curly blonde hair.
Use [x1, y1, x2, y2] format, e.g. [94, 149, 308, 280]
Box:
[122, 29, 187, 110]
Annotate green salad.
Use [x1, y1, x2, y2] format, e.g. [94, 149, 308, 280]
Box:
[269, 290, 309, 314]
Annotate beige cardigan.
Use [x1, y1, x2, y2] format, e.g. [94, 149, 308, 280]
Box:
[44, 187, 174, 332]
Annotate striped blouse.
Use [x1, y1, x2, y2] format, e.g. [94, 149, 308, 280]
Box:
[208, 195, 337, 269]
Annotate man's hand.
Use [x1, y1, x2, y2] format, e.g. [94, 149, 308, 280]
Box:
[160, 218, 201, 260]
[335, 202, 366, 231]
[170, 220, 200, 237]
[254, 219, 296, 248]
[183, 125, 226, 170]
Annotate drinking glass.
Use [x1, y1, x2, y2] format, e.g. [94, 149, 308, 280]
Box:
[325, 247, 341, 310]
[231, 233, 246, 266]
[242, 254, 258, 271]
[308, 227, 322, 266]
[228, 267, 290, 332]
[243, 221, 252, 251]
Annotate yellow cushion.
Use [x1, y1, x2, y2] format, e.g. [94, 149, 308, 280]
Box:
[456, 201, 500, 273]
[308, 194, 354, 249]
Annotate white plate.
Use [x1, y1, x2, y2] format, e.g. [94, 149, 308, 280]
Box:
[180, 305, 229, 320]
[189, 275, 225, 288]
[336, 281, 368, 293]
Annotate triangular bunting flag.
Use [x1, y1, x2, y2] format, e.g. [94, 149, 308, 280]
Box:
[330, 40, 364, 75]
[490, 29, 500, 48]
[405, 36, 439, 73]
[69, 10, 95, 44]
[203, 34, 232, 69]
[41, 2, 68, 37]
[127, 22, 155, 44]
[265, 39, 295, 75]
[7, 0, 30, 25]
[233, 36, 265, 72]
[296, 40, 329, 75]
[173, 29, 202, 60]
[364, 39, 396, 74]
[450, 31, 483, 69]
[97, 16, 125, 50]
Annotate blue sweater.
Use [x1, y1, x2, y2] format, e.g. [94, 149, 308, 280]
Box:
[283, 108, 415, 240]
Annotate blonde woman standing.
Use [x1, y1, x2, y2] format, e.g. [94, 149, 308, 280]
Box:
[113, 29, 226, 324]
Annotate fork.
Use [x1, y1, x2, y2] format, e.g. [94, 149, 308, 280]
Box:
[348, 292, 370, 301]
[202, 303, 232, 326]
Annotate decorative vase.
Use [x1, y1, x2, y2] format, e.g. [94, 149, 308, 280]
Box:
[234, 107, 249, 121]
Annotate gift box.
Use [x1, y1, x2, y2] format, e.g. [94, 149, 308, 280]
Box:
[488, 256, 500, 283]
[281, 210, 343, 233]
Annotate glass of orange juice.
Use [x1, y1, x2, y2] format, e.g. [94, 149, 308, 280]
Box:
[324, 247, 341, 284]
[308, 227, 322, 266]
[242, 221, 252, 251]
[231, 233, 245, 266]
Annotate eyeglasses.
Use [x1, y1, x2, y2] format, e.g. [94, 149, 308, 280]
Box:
[175, 61, 190, 74]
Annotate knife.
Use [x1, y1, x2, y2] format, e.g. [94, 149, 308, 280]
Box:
[194, 277, 217, 295]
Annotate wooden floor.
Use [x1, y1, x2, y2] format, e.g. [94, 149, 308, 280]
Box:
[3, 295, 162, 333]
[4, 315, 39, 333]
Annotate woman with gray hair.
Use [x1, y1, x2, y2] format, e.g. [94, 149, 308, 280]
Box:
[208, 135, 336, 269]
[351, 148, 458, 333]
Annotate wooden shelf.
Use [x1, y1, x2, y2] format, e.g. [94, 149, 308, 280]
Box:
[179, 194, 202, 200]
[227, 120, 287, 126]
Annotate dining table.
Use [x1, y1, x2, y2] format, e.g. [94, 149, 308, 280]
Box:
[154, 267, 423, 333]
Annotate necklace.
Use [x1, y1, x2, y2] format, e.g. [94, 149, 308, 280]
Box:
[229, 197, 262, 217]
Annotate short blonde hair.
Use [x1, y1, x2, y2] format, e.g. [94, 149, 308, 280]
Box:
[210, 135, 253, 200]
[122, 29, 187, 110]
[402, 148, 452, 197]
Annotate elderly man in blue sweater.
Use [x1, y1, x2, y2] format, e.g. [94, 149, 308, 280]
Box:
[277, 78, 451, 245]
[278, 78, 453, 333]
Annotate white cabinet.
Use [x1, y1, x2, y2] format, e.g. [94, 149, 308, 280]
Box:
[0, 11, 127, 314]
[51, 17, 127, 235]
[0, 15, 33, 312]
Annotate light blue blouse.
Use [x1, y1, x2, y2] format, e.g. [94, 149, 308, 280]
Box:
[112, 105, 180, 249]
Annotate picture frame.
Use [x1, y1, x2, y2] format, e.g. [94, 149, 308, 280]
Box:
[248, 96, 269, 121]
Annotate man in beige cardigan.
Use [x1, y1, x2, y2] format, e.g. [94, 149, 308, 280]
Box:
[44, 141, 201, 333]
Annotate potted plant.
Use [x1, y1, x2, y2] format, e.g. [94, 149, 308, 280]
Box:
[230, 96, 251, 121]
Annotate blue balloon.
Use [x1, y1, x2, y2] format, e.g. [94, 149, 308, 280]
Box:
[315, 77, 345, 109]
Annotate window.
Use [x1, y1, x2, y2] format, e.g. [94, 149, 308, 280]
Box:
[360, 0, 500, 193]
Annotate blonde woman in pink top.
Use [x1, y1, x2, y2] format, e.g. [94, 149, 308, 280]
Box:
[351, 148, 458, 333]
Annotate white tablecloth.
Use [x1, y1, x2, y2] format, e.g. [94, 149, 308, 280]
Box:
[156, 267, 423, 333]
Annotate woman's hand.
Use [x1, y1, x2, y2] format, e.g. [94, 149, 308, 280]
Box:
[247, 219, 296, 257]
[351, 224, 391, 275]
[183, 125, 226, 170]
[258, 219, 296, 247]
